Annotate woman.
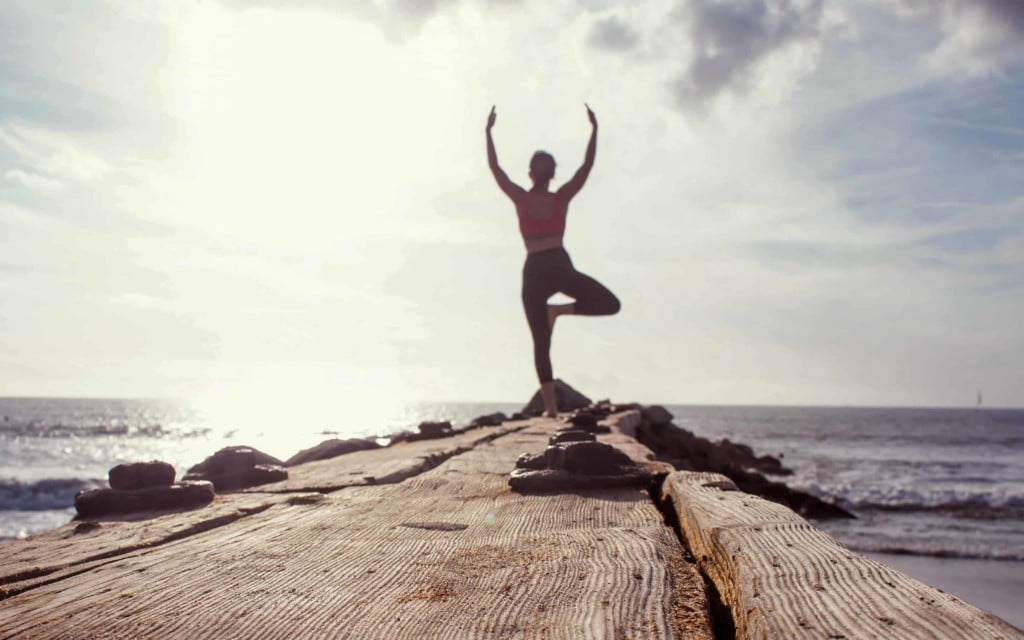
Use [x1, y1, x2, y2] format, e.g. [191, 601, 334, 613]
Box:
[486, 104, 621, 417]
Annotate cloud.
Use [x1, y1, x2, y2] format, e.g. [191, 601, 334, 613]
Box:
[587, 15, 640, 51]
[219, 0, 464, 40]
[671, 0, 831, 106]
[38, 146, 110, 183]
[4, 169, 61, 191]
[878, 0, 1024, 74]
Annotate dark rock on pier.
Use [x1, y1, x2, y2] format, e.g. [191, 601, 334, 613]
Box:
[469, 412, 508, 428]
[108, 461, 176, 490]
[564, 409, 611, 433]
[75, 481, 214, 518]
[184, 446, 288, 492]
[285, 438, 381, 466]
[509, 440, 651, 492]
[549, 429, 596, 445]
[405, 420, 454, 441]
[521, 379, 592, 415]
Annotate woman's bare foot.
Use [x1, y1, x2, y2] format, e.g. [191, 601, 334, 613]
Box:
[540, 381, 558, 417]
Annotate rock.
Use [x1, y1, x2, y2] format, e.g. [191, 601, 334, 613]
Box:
[404, 421, 454, 442]
[508, 468, 651, 492]
[184, 464, 287, 493]
[564, 411, 611, 434]
[633, 421, 852, 520]
[569, 413, 597, 428]
[558, 441, 637, 476]
[108, 461, 176, 490]
[186, 446, 284, 476]
[612, 402, 641, 412]
[75, 481, 215, 518]
[577, 404, 613, 421]
[521, 379, 592, 415]
[509, 440, 651, 493]
[285, 438, 380, 466]
[755, 454, 791, 476]
[184, 446, 288, 492]
[510, 412, 528, 421]
[515, 451, 548, 470]
[549, 429, 596, 445]
[640, 405, 674, 427]
[469, 412, 508, 428]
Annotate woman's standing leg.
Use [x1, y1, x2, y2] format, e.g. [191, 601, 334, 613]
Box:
[522, 259, 559, 415]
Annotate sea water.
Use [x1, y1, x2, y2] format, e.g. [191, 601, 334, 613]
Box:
[2, 398, 1022, 566]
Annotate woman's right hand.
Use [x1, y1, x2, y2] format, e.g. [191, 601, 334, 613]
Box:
[585, 103, 597, 128]
[487, 105, 497, 132]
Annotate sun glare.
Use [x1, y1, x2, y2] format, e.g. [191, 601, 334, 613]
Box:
[164, 6, 464, 251]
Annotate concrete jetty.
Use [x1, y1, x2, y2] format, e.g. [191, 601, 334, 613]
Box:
[1, 411, 1020, 639]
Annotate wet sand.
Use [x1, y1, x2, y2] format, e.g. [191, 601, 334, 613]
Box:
[868, 552, 1024, 630]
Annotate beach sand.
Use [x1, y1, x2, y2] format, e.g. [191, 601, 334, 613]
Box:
[868, 552, 1024, 630]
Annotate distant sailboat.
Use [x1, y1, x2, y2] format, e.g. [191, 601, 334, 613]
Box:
[977, 390, 983, 409]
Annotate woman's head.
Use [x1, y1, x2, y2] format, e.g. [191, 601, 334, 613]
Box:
[530, 151, 556, 183]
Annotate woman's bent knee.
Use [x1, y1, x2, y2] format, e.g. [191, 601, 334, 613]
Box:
[608, 295, 621, 315]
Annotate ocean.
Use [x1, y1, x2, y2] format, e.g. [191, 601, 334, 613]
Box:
[2, 398, 1022, 622]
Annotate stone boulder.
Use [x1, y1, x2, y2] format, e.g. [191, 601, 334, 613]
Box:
[184, 446, 288, 492]
[285, 438, 380, 467]
[549, 429, 596, 445]
[611, 402, 641, 412]
[509, 441, 651, 492]
[469, 412, 508, 428]
[640, 405, 674, 427]
[521, 379, 592, 416]
[564, 409, 611, 434]
[405, 420, 454, 442]
[75, 481, 214, 518]
[108, 461, 176, 490]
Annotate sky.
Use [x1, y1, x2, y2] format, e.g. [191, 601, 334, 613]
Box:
[1, 0, 1022, 409]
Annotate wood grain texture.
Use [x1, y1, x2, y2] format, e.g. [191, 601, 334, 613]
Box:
[664, 471, 1023, 640]
[0, 415, 712, 639]
[0, 423, 529, 597]
[244, 420, 533, 493]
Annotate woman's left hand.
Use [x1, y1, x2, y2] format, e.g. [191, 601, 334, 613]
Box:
[585, 103, 597, 127]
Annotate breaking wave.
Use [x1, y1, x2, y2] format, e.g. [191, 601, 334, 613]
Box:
[0, 478, 104, 511]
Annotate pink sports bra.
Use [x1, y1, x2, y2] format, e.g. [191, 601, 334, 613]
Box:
[516, 192, 567, 240]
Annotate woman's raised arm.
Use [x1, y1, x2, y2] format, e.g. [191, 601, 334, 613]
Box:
[558, 104, 598, 201]
[486, 106, 524, 201]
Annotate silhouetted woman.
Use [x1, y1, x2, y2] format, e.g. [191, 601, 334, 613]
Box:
[486, 104, 621, 417]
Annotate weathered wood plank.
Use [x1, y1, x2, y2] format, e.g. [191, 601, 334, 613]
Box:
[245, 420, 533, 493]
[0, 417, 712, 639]
[664, 471, 1023, 639]
[0, 422, 530, 595]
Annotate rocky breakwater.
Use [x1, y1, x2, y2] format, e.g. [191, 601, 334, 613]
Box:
[75, 461, 214, 518]
[634, 404, 852, 519]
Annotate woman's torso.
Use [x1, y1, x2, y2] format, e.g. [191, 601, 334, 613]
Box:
[517, 190, 568, 253]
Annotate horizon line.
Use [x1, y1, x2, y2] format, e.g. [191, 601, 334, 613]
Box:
[0, 395, 1020, 411]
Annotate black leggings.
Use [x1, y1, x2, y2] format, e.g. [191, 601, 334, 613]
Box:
[522, 247, 620, 383]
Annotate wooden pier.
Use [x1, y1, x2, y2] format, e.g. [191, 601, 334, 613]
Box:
[1, 412, 1019, 639]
